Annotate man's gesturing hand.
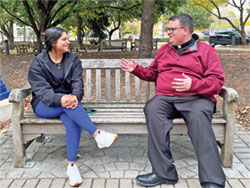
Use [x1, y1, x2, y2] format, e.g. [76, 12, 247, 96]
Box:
[121, 58, 137, 72]
[172, 73, 192, 92]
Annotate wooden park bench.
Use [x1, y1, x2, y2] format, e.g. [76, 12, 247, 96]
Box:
[98, 39, 127, 52]
[131, 39, 158, 51]
[9, 59, 238, 168]
[14, 42, 31, 54]
[30, 42, 40, 53]
[70, 41, 87, 53]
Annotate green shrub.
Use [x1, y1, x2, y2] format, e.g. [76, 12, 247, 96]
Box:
[156, 38, 169, 42]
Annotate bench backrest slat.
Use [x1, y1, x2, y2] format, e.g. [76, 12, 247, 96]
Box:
[96, 69, 101, 102]
[135, 77, 141, 101]
[81, 59, 154, 103]
[115, 69, 121, 101]
[125, 72, 130, 101]
[86, 69, 91, 102]
[146, 82, 151, 101]
[105, 69, 111, 102]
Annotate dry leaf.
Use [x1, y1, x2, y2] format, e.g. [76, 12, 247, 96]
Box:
[1, 129, 7, 134]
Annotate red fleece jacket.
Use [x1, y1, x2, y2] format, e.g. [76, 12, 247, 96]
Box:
[131, 37, 224, 104]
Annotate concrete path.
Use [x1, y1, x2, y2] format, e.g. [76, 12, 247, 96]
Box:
[0, 124, 249, 188]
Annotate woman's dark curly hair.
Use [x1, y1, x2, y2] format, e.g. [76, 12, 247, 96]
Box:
[44, 27, 67, 51]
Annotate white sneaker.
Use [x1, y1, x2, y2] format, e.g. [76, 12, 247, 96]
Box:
[95, 130, 118, 149]
[67, 163, 82, 187]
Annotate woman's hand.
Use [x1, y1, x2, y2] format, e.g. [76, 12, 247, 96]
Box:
[61, 94, 78, 109]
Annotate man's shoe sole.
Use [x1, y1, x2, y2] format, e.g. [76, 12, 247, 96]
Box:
[135, 177, 178, 187]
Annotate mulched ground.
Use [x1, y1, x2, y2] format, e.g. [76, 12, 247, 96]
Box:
[0, 48, 249, 131]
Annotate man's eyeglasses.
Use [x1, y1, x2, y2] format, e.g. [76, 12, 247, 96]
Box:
[166, 27, 185, 33]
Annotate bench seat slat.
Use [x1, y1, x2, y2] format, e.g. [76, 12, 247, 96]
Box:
[21, 114, 226, 124]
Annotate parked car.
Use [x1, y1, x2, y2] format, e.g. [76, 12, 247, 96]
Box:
[208, 29, 249, 47]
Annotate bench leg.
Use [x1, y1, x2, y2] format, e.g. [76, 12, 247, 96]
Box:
[220, 102, 236, 168]
[13, 134, 25, 167]
[12, 125, 25, 167]
[220, 121, 234, 168]
[11, 102, 25, 168]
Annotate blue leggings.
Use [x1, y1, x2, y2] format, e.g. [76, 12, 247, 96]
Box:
[35, 101, 97, 162]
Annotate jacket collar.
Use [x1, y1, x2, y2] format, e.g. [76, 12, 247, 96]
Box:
[38, 50, 77, 81]
[169, 33, 199, 53]
[40, 50, 75, 62]
[39, 50, 76, 69]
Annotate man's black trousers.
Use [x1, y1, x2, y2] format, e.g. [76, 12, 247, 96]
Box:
[144, 95, 226, 187]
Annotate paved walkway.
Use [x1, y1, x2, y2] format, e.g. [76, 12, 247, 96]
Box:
[0, 124, 249, 188]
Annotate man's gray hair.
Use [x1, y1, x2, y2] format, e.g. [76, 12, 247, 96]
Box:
[169, 14, 194, 33]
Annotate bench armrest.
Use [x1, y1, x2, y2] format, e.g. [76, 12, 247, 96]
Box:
[9, 85, 32, 103]
[219, 87, 239, 102]
[9, 84, 32, 121]
[218, 87, 238, 167]
[219, 86, 238, 123]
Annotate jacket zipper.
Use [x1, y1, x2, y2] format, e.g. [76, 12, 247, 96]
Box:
[44, 63, 72, 85]
[63, 63, 73, 82]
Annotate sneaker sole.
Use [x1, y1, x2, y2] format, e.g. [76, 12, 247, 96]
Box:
[98, 134, 118, 149]
[69, 181, 82, 187]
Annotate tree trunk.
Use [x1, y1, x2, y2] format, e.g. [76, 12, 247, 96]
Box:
[8, 22, 14, 50]
[240, 26, 247, 45]
[23, 26, 26, 42]
[77, 14, 83, 48]
[7, 35, 14, 50]
[139, 0, 155, 58]
[1, 22, 15, 50]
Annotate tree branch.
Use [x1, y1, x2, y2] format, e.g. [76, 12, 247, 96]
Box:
[192, 0, 238, 31]
[36, 0, 47, 13]
[0, 0, 32, 27]
[0, 25, 9, 37]
[50, 15, 70, 27]
[110, 3, 140, 11]
[49, 3, 68, 24]
[22, 0, 39, 36]
[243, 12, 250, 25]
[49, 0, 77, 26]
[46, 0, 58, 12]
[227, 0, 242, 12]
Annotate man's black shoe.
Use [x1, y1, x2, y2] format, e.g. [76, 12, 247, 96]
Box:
[135, 173, 178, 187]
[202, 183, 224, 188]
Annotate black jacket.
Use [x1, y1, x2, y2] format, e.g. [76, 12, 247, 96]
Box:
[28, 50, 84, 110]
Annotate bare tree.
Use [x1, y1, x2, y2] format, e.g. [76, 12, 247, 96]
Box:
[191, 0, 250, 45]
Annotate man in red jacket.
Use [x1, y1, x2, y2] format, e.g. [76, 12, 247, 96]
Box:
[121, 14, 225, 188]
